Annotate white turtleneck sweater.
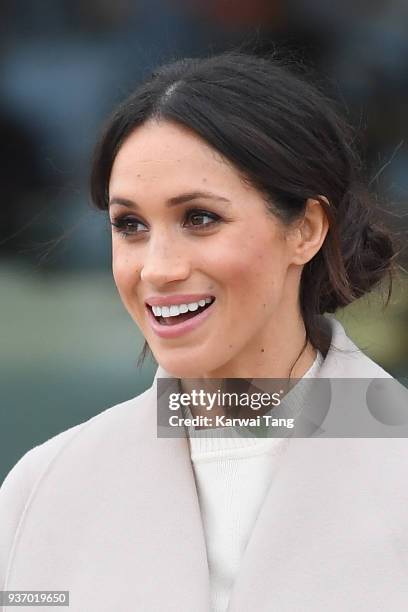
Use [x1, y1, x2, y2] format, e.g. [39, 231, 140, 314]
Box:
[183, 352, 324, 612]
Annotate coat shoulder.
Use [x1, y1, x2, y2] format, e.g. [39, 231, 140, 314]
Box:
[318, 316, 394, 378]
[1, 385, 153, 496]
[0, 385, 154, 588]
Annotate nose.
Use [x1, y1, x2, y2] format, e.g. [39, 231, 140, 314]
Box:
[140, 237, 191, 286]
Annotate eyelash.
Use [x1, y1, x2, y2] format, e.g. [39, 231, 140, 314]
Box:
[110, 209, 222, 238]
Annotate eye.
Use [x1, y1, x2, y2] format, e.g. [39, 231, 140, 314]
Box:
[184, 209, 221, 229]
[110, 216, 147, 238]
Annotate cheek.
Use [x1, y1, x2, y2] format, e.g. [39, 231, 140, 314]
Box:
[214, 239, 270, 287]
[112, 244, 141, 296]
[215, 238, 287, 309]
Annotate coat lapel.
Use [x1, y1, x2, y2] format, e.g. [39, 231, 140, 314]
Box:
[224, 318, 403, 610]
[8, 371, 210, 611]
[225, 436, 397, 611]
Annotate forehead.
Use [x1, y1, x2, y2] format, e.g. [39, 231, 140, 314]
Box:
[109, 120, 249, 197]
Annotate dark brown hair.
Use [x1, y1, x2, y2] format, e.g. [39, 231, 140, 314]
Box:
[91, 51, 397, 368]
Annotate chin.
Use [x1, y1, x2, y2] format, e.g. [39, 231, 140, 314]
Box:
[155, 353, 214, 379]
[160, 362, 207, 379]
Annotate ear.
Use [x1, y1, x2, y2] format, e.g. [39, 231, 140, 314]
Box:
[287, 197, 330, 265]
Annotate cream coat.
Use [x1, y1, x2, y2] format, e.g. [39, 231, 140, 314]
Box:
[1, 316, 407, 611]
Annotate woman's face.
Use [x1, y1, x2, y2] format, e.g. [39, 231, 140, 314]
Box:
[109, 120, 302, 378]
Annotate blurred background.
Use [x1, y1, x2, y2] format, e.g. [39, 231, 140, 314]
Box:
[1, 0, 407, 483]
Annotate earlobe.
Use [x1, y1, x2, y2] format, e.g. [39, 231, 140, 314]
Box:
[291, 197, 330, 265]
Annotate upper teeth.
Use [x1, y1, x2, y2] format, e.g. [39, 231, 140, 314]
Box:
[151, 297, 213, 317]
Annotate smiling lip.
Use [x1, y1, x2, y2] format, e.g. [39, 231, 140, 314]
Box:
[145, 294, 214, 307]
[146, 299, 216, 339]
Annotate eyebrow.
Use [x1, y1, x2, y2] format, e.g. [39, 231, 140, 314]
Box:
[108, 191, 232, 209]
